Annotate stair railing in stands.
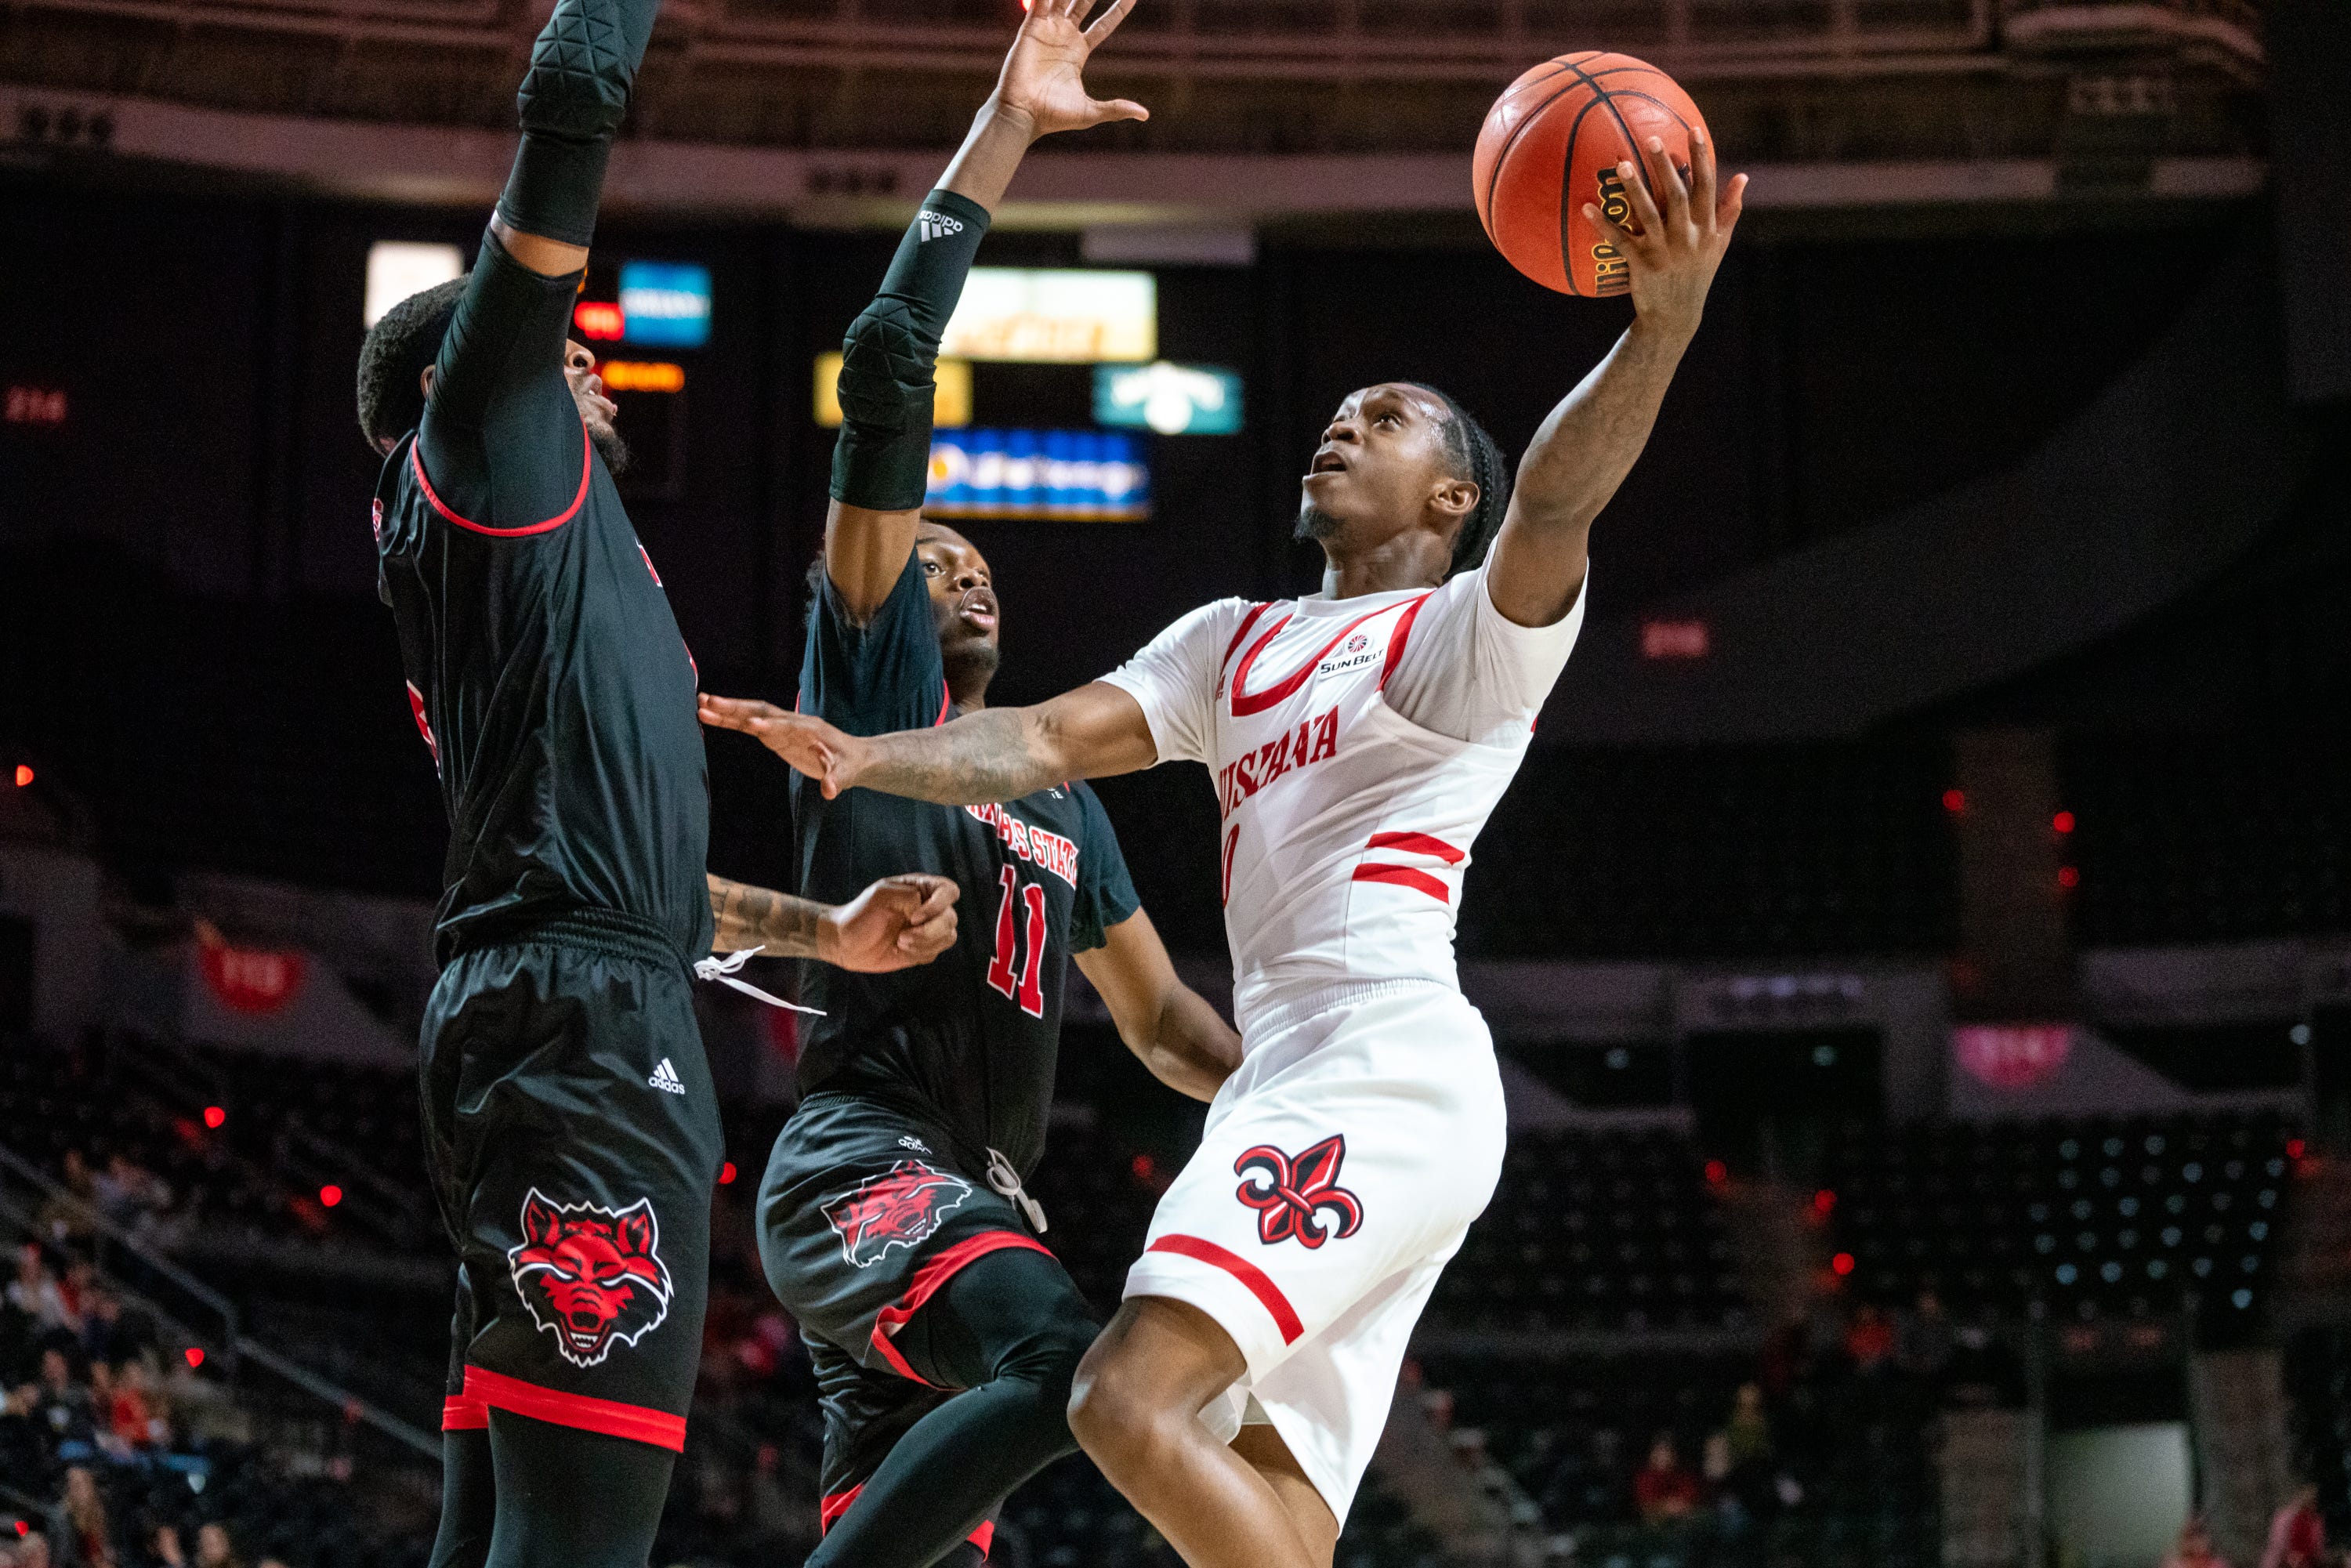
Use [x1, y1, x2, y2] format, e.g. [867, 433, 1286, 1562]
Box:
[0, 1137, 437, 1460]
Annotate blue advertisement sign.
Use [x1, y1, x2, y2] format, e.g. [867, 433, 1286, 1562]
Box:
[618, 262, 712, 348]
[926, 429, 1150, 523]
[1093, 361, 1244, 435]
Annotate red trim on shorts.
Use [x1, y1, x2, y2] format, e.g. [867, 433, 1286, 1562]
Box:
[409, 423, 592, 537]
[1377, 592, 1434, 689]
[868, 1231, 1055, 1386]
[1366, 830, 1465, 865]
[1144, 1234, 1303, 1345]
[441, 1395, 489, 1432]
[460, 1365, 686, 1452]
[1350, 863, 1451, 904]
[820, 1487, 995, 1555]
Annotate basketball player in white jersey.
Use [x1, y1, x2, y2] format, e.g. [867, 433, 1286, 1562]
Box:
[701, 133, 1744, 1568]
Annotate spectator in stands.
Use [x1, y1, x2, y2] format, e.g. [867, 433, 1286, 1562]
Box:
[53, 1260, 95, 1334]
[161, 1353, 246, 1447]
[33, 1348, 94, 1450]
[48, 1466, 113, 1568]
[91, 1157, 171, 1237]
[2, 1382, 47, 1477]
[1719, 1382, 1773, 1468]
[9, 1244, 74, 1335]
[153, 1522, 241, 1568]
[103, 1358, 162, 1450]
[38, 1154, 98, 1248]
[78, 1292, 151, 1371]
[10, 1533, 53, 1568]
[2262, 1483, 2329, 1568]
[1634, 1432, 1703, 1526]
[2164, 1515, 2234, 1568]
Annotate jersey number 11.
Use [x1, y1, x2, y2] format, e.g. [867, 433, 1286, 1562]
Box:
[985, 864, 1048, 1019]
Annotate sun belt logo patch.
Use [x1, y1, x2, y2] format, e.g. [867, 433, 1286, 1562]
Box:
[1234, 1135, 1364, 1249]
[824, 1161, 973, 1268]
[507, 1190, 673, 1367]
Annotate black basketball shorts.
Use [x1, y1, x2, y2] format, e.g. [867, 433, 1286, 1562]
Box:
[421, 912, 723, 1454]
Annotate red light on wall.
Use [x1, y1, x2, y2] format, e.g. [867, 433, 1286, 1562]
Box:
[4, 386, 67, 426]
[2288, 1138, 2307, 1160]
[1640, 619, 1710, 660]
[1831, 1251, 1856, 1276]
[2052, 810, 2076, 834]
[719, 1161, 737, 1186]
[596, 359, 686, 393]
[1704, 1159, 1728, 1185]
[202, 1105, 226, 1129]
[1813, 1189, 1837, 1215]
[2056, 865, 2080, 889]
[574, 301, 625, 340]
[11, 766, 29, 788]
[1942, 789, 1965, 814]
[183, 1347, 205, 1369]
[319, 1184, 343, 1208]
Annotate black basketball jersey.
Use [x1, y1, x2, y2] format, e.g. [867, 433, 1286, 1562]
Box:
[372, 231, 712, 967]
[792, 554, 1139, 1180]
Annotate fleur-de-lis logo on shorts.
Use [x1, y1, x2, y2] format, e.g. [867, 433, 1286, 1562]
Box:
[1233, 1135, 1364, 1248]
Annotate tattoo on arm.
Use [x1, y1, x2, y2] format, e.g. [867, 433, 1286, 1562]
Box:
[708, 875, 823, 958]
[859, 708, 1062, 806]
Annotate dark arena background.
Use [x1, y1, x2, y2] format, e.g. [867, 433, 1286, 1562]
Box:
[4, 0, 2351, 1563]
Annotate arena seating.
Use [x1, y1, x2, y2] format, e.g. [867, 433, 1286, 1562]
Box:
[1824, 1112, 2298, 1322]
[2061, 730, 2351, 947]
[1434, 1125, 1745, 1333]
[1428, 1351, 1942, 1568]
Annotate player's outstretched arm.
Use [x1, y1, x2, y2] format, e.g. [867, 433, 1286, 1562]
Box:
[700, 682, 1157, 804]
[825, 0, 1148, 620]
[1484, 132, 1748, 628]
[422, 0, 656, 460]
[708, 872, 960, 972]
[1076, 911, 1241, 1102]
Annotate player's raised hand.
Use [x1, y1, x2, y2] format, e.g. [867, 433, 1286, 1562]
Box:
[1580, 130, 1746, 337]
[820, 874, 961, 972]
[993, 0, 1149, 139]
[697, 695, 869, 798]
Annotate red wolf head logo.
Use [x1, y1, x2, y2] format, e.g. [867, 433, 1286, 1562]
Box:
[507, 1190, 673, 1367]
[823, 1161, 973, 1268]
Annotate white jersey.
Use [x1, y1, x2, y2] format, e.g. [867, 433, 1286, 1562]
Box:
[1100, 559, 1585, 1031]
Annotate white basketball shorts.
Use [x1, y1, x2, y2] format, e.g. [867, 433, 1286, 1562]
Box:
[1120, 979, 1506, 1520]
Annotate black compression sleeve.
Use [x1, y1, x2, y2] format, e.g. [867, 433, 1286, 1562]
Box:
[829, 189, 993, 512]
[494, 0, 659, 247]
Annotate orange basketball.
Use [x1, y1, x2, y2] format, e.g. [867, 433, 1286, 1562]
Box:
[1473, 53, 1711, 297]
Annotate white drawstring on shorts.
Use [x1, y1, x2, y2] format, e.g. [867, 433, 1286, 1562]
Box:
[986, 1148, 1048, 1234]
[694, 949, 825, 1015]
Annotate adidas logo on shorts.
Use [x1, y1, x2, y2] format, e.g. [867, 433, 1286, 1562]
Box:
[648, 1058, 686, 1095]
[918, 210, 964, 242]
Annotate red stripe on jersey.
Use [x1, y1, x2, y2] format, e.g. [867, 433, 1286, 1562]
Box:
[1144, 1234, 1304, 1343]
[1230, 603, 1404, 717]
[1219, 603, 1273, 680]
[410, 423, 592, 537]
[1377, 592, 1435, 690]
[1351, 864, 1451, 904]
[1366, 831, 1465, 865]
[440, 1396, 488, 1432]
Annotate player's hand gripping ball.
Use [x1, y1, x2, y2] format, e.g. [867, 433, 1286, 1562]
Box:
[1474, 53, 1711, 296]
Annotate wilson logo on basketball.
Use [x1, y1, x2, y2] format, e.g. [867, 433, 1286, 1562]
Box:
[1592, 167, 1632, 294]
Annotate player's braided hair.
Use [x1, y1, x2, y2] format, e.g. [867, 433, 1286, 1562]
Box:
[355, 277, 469, 452]
[1405, 384, 1512, 578]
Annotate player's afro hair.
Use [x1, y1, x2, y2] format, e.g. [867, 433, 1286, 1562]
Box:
[1406, 384, 1512, 578]
[356, 277, 469, 452]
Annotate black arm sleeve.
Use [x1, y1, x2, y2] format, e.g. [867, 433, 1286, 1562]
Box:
[494, 0, 659, 247]
[830, 189, 993, 512]
[416, 229, 587, 529]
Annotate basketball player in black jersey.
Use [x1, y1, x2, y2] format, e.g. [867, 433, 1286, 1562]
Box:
[694, 5, 1241, 1565]
[353, 0, 961, 1562]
